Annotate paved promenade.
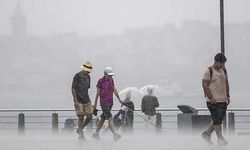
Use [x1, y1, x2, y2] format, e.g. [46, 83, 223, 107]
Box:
[0, 130, 249, 150]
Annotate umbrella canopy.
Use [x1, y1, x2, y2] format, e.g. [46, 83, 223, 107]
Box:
[113, 87, 143, 109]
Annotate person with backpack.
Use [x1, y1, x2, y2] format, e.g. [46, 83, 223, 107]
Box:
[201, 53, 230, 145]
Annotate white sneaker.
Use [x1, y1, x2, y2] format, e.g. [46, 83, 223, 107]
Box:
[218, 138, 228, 145]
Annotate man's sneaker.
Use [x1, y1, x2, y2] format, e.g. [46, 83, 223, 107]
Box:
[77, 129, 83, 135]
[113, 133, 121, 141]
[218, 138, 228, 146]
[77, 129, 86, 140]
[92, 133, 100, 140]
[78, 134, 86, 140]
[201, 131, 213, 144]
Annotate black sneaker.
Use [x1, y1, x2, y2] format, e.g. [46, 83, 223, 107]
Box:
[113, 133, 121, 141]
[92, 133, 100, 140]
[201, 131, 213, 144]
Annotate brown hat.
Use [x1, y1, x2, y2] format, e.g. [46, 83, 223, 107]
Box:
[80, 61, 92, 72]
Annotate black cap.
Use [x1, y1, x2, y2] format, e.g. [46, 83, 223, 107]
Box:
[214, 53, 227, 64]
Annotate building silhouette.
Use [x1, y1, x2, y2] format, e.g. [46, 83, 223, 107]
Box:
[11, 3, 27, 37]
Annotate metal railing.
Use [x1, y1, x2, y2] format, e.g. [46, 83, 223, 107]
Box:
[0, 108, 250, 134]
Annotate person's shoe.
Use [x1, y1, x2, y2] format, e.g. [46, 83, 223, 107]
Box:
[77, 129, 86, 140]
[218, 138, 228, 146]
[77, 128, 83, 135]
[201, 131, 213, 144]
[113, 133, 121, 141]
[78, 134, 86, 140]
[92, 133, 100, 140]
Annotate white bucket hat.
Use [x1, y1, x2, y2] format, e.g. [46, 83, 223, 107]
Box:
[104, 67, 114, 76]
[80, 61, 92, 72]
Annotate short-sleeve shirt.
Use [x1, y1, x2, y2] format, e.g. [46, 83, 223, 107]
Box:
[96, 77, 114, 107]
[72, 72, 91, 104]
[202, 67, 227, 102]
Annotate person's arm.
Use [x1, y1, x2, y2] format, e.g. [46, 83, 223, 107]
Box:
[226, 76, 230, 105]
[154, 97, 159, 108]
[113, 86, 123, 104]
[202, 79, 214, 102]
[71, 75, 79, 106]
[94, 87, 100, 109]
[71, 88, 78, 103]
[141, 97, 145, 113]
[202, 69, 215, 103]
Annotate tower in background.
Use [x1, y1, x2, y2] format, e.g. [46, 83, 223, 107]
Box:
[10, 2, 27, 37]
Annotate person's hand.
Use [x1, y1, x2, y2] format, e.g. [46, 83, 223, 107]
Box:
[93, 109, 98, 116]
[209, 96, 216, 104]
[226, 98, 230, 105]
[74, 100, 79, 109]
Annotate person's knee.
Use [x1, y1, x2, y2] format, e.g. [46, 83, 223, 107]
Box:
[213, 119, 223, 125]
[78, 115, 84, 120]
[86, 114, 92, 120]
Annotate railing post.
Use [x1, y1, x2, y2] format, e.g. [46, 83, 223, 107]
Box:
[155, 113, 162, 133]
[223, 113, 227, 134]
[18, 113, 25, 134]
[52, 113, 59, 133]
[228, 112, 235, 134]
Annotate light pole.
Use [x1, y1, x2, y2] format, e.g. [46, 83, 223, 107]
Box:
[220, 0, 225, 54]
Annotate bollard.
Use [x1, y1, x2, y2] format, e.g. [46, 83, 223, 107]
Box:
[228, 112, 235, 134]
[18, 113, 25, 134]
[52, 113, 59, 133]
[64, 118, 74, 131]
[155, 113, 162, 133]
[223, 113, 227, 134]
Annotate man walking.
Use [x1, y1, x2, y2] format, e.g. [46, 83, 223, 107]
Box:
[141, 88, 159, 132]
[202, 53, 230, 145]
[71, 61, 93, 140]
[92, 67, 122, 141]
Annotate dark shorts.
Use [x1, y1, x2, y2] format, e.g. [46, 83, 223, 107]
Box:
[207, 102, 227, 125]
[100, 107, 112, 120]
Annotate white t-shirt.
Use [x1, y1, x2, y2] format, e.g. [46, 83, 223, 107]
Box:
[203, 67, 228, 102]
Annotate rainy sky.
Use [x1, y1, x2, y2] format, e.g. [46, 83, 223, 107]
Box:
[0, 0, 249, 36]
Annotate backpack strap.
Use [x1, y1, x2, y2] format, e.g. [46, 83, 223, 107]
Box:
[209, 66, 227, 79]
[208, 66, 213, 80]
[204, 66, 213, 98]
[222, 67, 227, 78]
[222, 67, 230, 98]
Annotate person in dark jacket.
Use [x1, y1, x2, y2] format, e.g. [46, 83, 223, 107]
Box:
[114, 91, 134, 133]
[141, 88, 159, 132]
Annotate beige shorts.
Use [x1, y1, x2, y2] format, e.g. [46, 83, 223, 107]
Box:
[75, 102, 93, 116]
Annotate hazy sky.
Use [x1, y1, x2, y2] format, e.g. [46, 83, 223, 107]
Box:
[0, 0, 249, 36]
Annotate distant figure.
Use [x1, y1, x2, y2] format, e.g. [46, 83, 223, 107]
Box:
[71, 61, 93, 140]
[92, 67, 122, 141]
[114, 91, 134, 133]
[202, 53, 230, 145]
[141, 88, 159, 132]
